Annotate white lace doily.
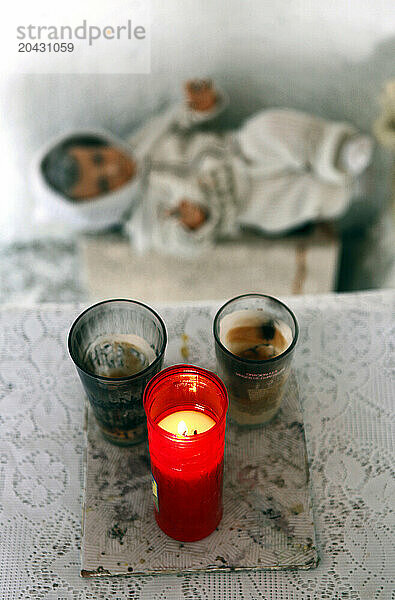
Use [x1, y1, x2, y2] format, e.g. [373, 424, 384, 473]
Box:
[0, 291, 393, 599]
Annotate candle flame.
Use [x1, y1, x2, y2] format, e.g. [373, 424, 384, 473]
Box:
[177, 420, 188, 436]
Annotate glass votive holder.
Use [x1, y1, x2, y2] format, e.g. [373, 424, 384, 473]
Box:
[68, 299, 167, 445]
[143, 365, 229, 542]
[213, 293, 298, 426]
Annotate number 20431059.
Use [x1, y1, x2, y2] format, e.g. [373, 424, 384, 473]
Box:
[18, 42, 74, 52]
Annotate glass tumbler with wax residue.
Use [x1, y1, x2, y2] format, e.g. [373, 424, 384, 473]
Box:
[214, 293, 298, 426]
[68, 299, 167, 445]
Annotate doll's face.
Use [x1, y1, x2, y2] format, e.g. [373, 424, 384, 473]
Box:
[68, 145, 136, 199]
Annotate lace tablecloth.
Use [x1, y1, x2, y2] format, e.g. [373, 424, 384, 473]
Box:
[0, 291, 394, 599]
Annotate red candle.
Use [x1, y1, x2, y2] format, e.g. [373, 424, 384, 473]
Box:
[143, 365, 228, 542]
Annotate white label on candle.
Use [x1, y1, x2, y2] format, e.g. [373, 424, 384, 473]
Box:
[151, 474, 159, 512]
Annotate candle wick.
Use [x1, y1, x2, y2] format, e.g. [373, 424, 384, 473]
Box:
[177, 420, 188, 436]
[194, 430, 198, 435]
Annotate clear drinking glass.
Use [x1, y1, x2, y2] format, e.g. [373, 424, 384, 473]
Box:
[213, 294, 298, 426]
[68, 299, 167, 445]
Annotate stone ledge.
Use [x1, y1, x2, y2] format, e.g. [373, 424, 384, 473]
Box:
[79, 225, 340, 303]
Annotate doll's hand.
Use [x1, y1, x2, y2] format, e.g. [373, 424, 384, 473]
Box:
[169, 199, 208, 231]
[184, 79, 217, 112]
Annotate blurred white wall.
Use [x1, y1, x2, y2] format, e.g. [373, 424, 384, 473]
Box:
[1, 0, 394, 242]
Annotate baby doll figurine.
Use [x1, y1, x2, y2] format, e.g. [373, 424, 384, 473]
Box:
[33, 79, 373, 246]
[126, 78, 374, 256]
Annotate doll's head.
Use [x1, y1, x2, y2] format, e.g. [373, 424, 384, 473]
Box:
[41, 135, 137, 201]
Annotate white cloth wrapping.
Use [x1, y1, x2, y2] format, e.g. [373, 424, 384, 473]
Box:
[126, 103, 371, 256]
[236, 109, 357, 233]
[126, 97, 248, 256]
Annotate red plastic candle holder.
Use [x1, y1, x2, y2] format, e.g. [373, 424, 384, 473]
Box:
[143, 364, 229, 542]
